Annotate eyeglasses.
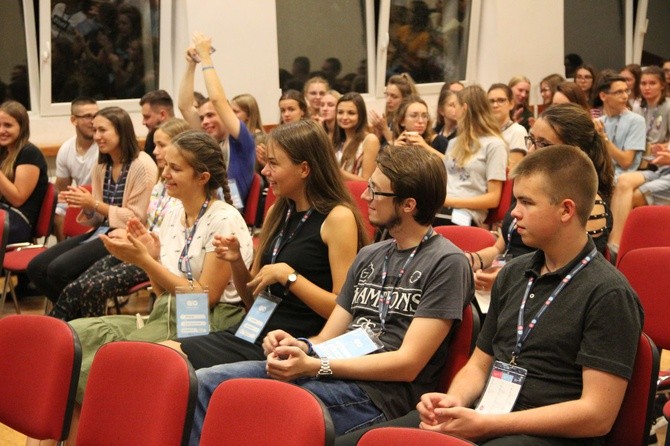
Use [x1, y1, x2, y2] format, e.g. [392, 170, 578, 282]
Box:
[524, 135, 552, 150]
[488, 98, 508, 105]
[366, 182, 397, 200]
[606, 88, 631, 97]
[73, 114, 95, 120]
[407, 113, 429, 121]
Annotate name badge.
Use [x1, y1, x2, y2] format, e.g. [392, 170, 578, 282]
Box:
[80, 225, 109, 244]
[175, 286, 210, 338]
[235, 291, 281, 343]
[313, 327, 383, 359]
[475, 360, 527, 414]
[451, 209, 473, 227]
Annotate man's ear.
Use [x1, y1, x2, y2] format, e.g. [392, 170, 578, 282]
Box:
[560, 198, 577, 223]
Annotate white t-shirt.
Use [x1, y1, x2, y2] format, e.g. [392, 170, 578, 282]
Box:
[55, 136, 99, 186]
[445, 135, 508, 225]
[158, 200, 253, 304]
[503, 122, 528, 154]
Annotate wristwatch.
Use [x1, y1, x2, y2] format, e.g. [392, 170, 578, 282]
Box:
[286, 271, 299, 288]
[316, 357, 332, 378]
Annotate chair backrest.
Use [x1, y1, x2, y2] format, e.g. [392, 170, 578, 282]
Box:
[345, 180, 376, 240]
[0, 209, 9, 263]
[484, 175, 513, 227]
[34, 182, 57, 241]
[77, 341, 197, 446]
[63, 205, 92, 238]
[63, 184, 92, 238]
[439, 303, 480, 391]
[605, 333, 659, 446]
[0, 314, 81, 441]
[243, 173, 263, 226]
[617, 247, 670, 350]
[617, 205, 670, 267]
[358, 427, 476, 445]
[263, 185, 277, 219]
[434, 225, 497, 252]
[200, 378, 335, 446]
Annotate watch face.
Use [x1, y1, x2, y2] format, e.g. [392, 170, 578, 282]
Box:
[288, 273, 297, 283]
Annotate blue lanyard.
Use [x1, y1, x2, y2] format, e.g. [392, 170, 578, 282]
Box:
[378, 227, 433, 334]
[511, 247, 597, 365]
[178, 199, 210, 285]
[270, 205, 313, 265]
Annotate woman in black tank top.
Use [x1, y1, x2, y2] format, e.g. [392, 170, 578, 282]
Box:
[169, 119, 371, 370]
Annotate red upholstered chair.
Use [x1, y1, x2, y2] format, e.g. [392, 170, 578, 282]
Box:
[62, 204, 92, 238]
[243, 173, 262, 228]
[484, 176, 513, 228]
[357, 427, 476, 445]
[77, 341, 197, 446]
[604, 333, 659, 446]
[439, 303, 480, 392]
[0, 210, 11, 312]
[434, 225, 497, 252]
[263, 185, 277, 219]
[0, 314, 81, 441]
[616, 205, 670, 267]
[346, 180, 376, 240]
[1, 183, 57, 313]
[200, 378, 335, 446]
[617, 247, 670, 396]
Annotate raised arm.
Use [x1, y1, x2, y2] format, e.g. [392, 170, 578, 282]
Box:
[192, 32, 241, 139]
[177, 49, 202, 130]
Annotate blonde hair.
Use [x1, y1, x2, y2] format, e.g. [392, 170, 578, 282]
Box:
[232, 94, 264, 135]
[0, 101, 30, 181]
[452, 85, 503, 168]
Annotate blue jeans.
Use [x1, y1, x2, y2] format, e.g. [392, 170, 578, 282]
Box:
[190, 360, 386, 445]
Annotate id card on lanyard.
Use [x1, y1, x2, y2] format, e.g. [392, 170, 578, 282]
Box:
[175, 199, 211, 337]
[476, 248, 598, 414]
[234, 205, 313, 343]
[176, 285, 210, 338]
[312, 327, 383, 359]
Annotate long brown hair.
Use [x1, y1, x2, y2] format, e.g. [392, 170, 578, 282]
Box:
[254, 120, 369, 271]
[0, 101, 30, 181]
[333, 92, 369, 173]
[452, 85, 503, 168]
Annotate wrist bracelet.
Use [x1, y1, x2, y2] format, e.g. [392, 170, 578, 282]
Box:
[464, 251, 474, 267]
[296, 337, 314, 356]
[474, 252, 484, 270]
[202, 65, 215, 71]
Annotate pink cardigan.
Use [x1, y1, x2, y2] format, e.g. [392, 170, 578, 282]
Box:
[78, 151, 158, 228]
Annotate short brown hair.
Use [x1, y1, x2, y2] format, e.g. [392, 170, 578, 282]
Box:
[511, 144, 597, 226]
[376, 145, 446, 225]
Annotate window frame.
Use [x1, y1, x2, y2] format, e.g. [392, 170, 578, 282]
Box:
[37, 0, 174, 116]
[373, 0, 482, 99]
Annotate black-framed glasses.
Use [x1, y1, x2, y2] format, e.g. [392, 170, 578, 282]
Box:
[73, 114, 95, 120]
[524, 135, 552, 150]
[366, 182, 398, 200]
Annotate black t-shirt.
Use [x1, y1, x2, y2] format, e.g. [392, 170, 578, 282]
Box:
[479, 239, 643, 411]
[3, 143, 49, 229]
